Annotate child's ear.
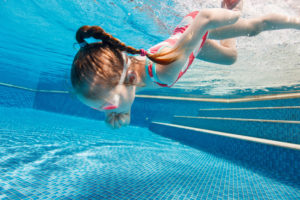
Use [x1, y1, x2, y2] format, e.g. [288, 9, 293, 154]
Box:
[126, 70, 137, 85]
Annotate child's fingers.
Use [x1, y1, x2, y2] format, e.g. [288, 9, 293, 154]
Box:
[105, 112, 130, 129]
[106, 112, 115, 122]
[113, 114, 122, 129]
[105, 112, 117, 129]
[118, 115, 128, 127]
[114, 113, 129, 128]
[105, 118, 114, 129]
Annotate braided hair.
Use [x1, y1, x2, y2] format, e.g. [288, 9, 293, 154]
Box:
[76, 25, 142, 55]
[71, 25, 180, 99]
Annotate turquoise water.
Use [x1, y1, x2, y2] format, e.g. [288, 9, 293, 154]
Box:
[0, 107, 299, 199]
[0, 0, 300, 199]
[0, 0, 299, 97]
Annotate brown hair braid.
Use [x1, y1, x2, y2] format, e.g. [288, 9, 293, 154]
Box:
[76, 25, 180, 65]
[71, 25, 180, 99]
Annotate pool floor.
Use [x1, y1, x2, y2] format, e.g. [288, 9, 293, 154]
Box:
[0, 107, 299, 199]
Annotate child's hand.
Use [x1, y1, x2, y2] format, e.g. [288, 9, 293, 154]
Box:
[105, 111, 131, 129]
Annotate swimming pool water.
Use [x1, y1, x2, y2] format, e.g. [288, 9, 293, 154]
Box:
[0, 1, 300, 199]
[0, 0, 299, 98]
[0, 107, 299, 199]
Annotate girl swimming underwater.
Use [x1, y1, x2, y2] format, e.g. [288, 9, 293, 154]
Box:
[71, 0, 300, 128]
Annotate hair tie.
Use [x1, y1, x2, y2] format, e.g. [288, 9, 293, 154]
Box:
[79, 42, 87, 48]
[140, 49, 148, 56]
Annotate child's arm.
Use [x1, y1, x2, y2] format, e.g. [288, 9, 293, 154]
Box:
[197, 39, 237, 65]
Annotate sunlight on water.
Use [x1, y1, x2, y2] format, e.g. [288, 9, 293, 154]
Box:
[0, 0, 299, 96]
[170, 0, 300, 95]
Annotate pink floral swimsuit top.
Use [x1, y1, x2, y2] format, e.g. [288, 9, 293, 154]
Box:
[145, 11, 209, 87]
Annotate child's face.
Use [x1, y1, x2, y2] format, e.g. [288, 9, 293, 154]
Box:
[77, 84, 136, 113]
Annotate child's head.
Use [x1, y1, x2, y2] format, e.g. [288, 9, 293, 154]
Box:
[71, 25, 140, 111]
[71, 25, 179, 112]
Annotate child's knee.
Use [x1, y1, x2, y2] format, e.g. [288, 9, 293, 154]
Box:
[198, 9, 214, 20]
[224, 52, 237, 65]
[229, 53, 237, 64]
[247, 19, 264, 37]
[199, 9, 241, 29]
[196, 9, 214, 27]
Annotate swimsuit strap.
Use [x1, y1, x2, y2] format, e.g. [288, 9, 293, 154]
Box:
[144, 10, 209, 88]
[145, 45, 171, 87]
[145, 31, 209, 88]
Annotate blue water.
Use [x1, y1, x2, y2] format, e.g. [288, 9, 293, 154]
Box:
[1, 0, 300, 199]
[0, 0, 299, 97]
[0, 107, 299, 199]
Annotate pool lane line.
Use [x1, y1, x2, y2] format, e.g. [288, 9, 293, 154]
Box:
[1, 81, 300, 102]
[151, 121, 300, 151]
[198, 106, 300, 111]
[136, 93, 300, 102]
[0, 82, 69, 93]
[173, 115, 300, 124]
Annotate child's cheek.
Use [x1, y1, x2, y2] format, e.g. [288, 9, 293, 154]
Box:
[118, 86, 136, 112]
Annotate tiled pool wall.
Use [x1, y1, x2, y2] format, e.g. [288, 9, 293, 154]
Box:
[172, 116, 300, 144]
[1, 82, 300, 190]
[150, 122, 300, 188]
[0, 85, 35, 108]
[0, 84, 105, 121]
[1, 71, 299, 126]
[1, 83, 300, 127]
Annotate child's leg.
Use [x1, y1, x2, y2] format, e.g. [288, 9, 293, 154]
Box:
[197, 39, 237, 65]
[196, 0, 243, 65]
[219, 0, 243, 51]
[208, 14, 300, 40]
[197, 13, 300, 65]
[153, 8, 242, 85]
[175, 8, 241, 54]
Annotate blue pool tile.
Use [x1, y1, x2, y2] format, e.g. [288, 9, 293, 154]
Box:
[1, 107, 300, 199]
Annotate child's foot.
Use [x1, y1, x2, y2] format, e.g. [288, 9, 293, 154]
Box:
[221, 0, 243, 11]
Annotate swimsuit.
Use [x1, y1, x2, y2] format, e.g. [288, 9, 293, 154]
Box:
[145, 11, 209, 87]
